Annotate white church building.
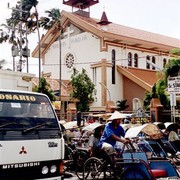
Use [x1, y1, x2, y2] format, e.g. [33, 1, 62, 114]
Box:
[32, 0, 179, 112]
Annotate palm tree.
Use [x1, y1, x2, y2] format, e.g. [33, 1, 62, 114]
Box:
[39, 8, 61, 31]
[0, 0, 39, 72]
[1, 1, 62, 77]
[39, 8, 62, 100]
[116, 99, 129, 111]
[1, 0, 39, 45]
[1, 1, 63, 94]
[1, 1, 61, 43]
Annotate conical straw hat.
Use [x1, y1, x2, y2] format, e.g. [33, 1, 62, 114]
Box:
[108, 111, 127, 120]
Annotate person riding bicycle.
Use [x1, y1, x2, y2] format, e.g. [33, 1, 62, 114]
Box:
[98, 111, 130, 156]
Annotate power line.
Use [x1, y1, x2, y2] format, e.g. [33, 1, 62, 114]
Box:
[4, 54, 167, 67]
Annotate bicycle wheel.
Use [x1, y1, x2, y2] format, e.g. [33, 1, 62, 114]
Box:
[83, 157, 103, 180]
[76, 150, 89, 180]
[64, 144, 74, 160]
[63, 145, 75, 174]
[63, 160, 74, 175]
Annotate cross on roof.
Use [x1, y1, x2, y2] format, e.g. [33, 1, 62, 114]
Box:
[63, 26, 74, 49]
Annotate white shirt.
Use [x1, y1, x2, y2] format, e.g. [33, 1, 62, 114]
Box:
[168, 131, 179, 141]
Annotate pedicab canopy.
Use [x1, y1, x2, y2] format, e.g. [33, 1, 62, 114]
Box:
[125, 123, 163, 139]
[164, 122, 173, 129]
[61, 120, 88, 130]
[121, 123, 141, 131]
[166, 123, 180, 132]
[82, 122, 105, 132]
[63, 121, 78, 129]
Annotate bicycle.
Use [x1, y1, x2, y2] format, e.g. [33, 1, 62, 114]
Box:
[83, 141, 180, 179]
[83, 142, 139, 179]
[63, 138, 90, 180]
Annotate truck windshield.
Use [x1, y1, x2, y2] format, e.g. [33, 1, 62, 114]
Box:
[0, 93, 59, 131]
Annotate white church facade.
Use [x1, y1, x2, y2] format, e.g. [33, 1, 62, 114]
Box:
[32, 1, 179, 112]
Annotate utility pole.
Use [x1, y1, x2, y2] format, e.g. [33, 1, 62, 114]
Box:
[36, 14, 41, 87]
[59, 36, 61, 101]
[19, 0, 23, 72]
[7, 1, 30, 72]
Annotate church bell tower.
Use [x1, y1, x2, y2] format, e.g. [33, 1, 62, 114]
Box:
[63, 0, 99, 17]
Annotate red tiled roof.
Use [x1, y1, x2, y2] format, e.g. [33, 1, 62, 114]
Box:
[69, 11, 179, 47]
[32, 11, 180, 58]
[32, 77, 71, 97]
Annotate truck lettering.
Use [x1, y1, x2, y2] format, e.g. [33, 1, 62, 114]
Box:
[0, 94, 36, 101]
[2, 162, 40, 169]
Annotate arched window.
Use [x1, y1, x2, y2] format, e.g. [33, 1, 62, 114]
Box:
[112, 49, 116, 84]
[134, 53, 138, 67]
[128, 52, 132, 67]
[163, 58, 167, 68]
[146, 55, 150, 69]
[152, 56, 156, 70]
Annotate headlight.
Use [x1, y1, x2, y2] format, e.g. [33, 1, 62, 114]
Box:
[50, 165, 57, 173]
[42, 166, 49, 174]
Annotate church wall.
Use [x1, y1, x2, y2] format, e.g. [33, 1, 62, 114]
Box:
[43, 31, 108, 107]
[107, 45, 169, 70]
[105, 44, 169, 109]
[107, 46, 168, 110]
[93, 67, 102, 107]
[44, 40, 60, 78]
[44, 32, 101, 80]
[107, 68, 124, 104]
[104, 46, 126, 106]
[68, 32, 100, 77]
[123, 76, 146, 111]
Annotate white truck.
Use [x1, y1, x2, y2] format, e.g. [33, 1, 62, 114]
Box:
[0, 90, 64, 179]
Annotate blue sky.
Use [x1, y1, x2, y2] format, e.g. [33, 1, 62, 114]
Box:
[0, 0, 180, 75]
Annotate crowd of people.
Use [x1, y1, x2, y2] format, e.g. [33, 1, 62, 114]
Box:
[62, 111, 180, 159]
[63, 111, 133, 157]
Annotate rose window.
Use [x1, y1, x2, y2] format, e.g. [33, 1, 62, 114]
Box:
[65, 53, 75, 69]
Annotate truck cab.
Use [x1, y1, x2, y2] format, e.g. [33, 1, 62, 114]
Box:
[0, 90, 64, 179]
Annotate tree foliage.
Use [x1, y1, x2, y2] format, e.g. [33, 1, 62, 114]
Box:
[0, 1, 61, 48]
[33, 77, 56, 101]
[163, 58, 180, 85]
[144, 80, 170, 110]
[170, 48, 180, 56]
[70, 68, 95, 112]
[116, 99, 129, 111]
[0, 1, 61, 72]
[0, 0, 39, 47]
[144, 56, 180, 110]
[39, 8, 61, 30]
